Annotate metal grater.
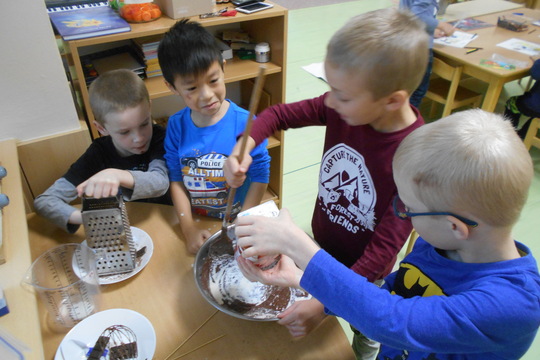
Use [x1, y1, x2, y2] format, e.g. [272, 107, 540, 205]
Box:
[81, 194, 136, 276]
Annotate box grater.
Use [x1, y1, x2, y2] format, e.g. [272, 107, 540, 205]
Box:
[81, 194, 136, 276]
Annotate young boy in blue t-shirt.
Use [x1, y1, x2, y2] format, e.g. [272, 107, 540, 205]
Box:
[158, 19, 270, 254]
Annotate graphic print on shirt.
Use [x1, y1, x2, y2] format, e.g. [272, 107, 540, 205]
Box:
[318, 144, 376, 234]
[378, 263, 446, 360]
[131, 162, 148, 172]
[181, 152, 235, 218]
[391, 262, 446, 298]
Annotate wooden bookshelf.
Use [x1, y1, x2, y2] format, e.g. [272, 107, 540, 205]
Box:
[61, 1, 287, 206]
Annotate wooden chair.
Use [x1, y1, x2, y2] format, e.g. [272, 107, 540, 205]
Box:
[425, 57, 483, 118]
[524, 117, 540, 151]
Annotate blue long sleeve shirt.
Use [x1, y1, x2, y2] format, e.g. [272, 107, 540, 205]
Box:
[301, 237, 540, 359]
[400, 0, 439, 47]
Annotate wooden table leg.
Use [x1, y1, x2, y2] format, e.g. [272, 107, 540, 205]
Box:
[481, 77, 506, 112]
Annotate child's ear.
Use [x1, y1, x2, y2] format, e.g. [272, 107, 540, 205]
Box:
[165, 80, 179, 95]
[384, 90, 408, 112]
[446, 215, 470, 241]
[94, 121, 109, 136]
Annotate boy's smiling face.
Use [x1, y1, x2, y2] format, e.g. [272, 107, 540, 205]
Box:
[95, 101, 153, 157]
[323, 61, 389, 128]
[167, 61, 227, 126]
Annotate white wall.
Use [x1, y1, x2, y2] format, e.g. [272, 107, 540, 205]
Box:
[0, 1, 80, 142]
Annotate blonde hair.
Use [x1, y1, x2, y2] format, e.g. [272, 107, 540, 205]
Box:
[393, 109, 533, 227]
[89, 69, 149, 125]
[326, 8, 429, 100]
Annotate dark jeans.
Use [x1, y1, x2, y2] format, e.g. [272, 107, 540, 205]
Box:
[505, 96, 540, 139]
[410, 49, 434, 109]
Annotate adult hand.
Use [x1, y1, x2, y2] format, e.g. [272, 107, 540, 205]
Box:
[277, 298, 327, 338]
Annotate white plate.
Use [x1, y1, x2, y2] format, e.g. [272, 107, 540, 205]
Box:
[83, 226, 154, 285]
[54, 309, 156, 360]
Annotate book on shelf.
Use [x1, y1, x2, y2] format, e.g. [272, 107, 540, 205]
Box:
[46, 1, 130, 41]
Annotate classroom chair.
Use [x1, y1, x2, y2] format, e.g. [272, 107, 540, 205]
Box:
[524, 117, 540, 151]
[424, 57, 483, 118]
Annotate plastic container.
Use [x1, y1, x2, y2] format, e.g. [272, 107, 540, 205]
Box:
[231, 201, 281, 270]
[255, 42, 270, 63]
[0, 326, 28, 360]
[492, 53, 528, 69]
[21, 243, 101, 328]
[111, 0, 162, 23]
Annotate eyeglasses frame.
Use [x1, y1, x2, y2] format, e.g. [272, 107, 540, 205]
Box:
[393, 195, 478, 227]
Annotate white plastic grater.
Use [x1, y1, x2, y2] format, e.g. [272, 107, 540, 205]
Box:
[81, 194, 136, 276]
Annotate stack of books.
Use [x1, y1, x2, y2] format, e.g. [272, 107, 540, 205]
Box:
[132, 36, 162, 78]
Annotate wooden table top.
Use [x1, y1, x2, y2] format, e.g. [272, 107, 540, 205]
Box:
[27, 202, 354, 360]
[434, 7, 540, 81]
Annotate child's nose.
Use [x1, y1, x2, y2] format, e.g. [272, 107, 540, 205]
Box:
[199, 85, 212, 100]
[133, 130, 144, 143]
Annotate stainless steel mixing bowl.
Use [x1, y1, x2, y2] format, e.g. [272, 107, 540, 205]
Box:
[193, 228, 279, 321]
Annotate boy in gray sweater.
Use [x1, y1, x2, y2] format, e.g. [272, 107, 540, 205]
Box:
[34, 69, 170, 233]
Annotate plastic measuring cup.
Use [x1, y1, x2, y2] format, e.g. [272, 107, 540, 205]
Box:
[22, 243, 100, 328]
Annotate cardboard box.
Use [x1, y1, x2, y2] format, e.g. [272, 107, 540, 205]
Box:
[154, 0, 215, 19]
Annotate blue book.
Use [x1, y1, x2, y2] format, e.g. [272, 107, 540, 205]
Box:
[47, 2, 130, 41]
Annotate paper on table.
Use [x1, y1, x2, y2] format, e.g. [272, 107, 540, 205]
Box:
[434, 31, 477, 48]
[497, 38, 540, 57]
[302, 62, 327, 82]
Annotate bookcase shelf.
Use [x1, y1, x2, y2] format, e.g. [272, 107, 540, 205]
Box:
[61, 1, 287, 208]
[145, 59, 282, 100]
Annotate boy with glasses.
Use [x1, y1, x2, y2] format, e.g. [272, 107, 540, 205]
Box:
[234, 109, 540, 360]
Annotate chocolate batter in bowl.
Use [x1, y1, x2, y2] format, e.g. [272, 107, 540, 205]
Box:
[194, 229, 310, 321]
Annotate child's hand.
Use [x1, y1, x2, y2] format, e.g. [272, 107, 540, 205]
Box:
[237, 254, 303, 288]
[68, 209, 83, 225]
[277, 299, 327, 338]
[183, 223, 212, 255]
[224, 135, 256, 188]
[235, 208, 320, 270]
[77, 169, 132, 198]
[223, 153, 252, 188]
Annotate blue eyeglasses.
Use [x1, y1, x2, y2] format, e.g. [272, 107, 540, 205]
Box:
[393, 195, 478, 227]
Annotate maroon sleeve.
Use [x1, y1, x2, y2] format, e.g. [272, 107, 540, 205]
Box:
[250, 93, 331, 145]
[351, 196, 413, 282]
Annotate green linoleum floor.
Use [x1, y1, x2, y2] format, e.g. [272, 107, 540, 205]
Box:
[281, 1, 540, 358]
